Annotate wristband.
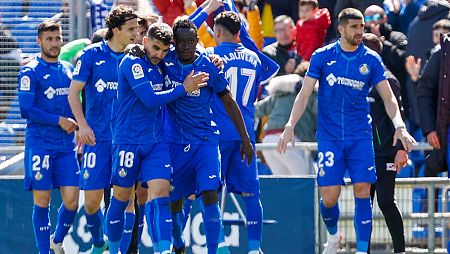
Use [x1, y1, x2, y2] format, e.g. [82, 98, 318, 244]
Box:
[392, 115, 406, 129]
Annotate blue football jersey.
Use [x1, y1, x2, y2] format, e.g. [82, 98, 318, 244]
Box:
[206, 42, 262, 142]
[306, 41, 387, 141]
[18, 58, 75, 150]
[72, 40, 124, 141]
[113, 54, 166, 144]
[163, 47, 228, 144]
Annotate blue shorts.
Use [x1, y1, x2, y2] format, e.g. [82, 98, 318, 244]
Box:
[317, 139, 377, 187]
[80, 141, 112, 190]
[111, 142, 172, 188]
[169, 143, 221, 201]
[220, 141, 260, 195]
[24, 147, 79, 191]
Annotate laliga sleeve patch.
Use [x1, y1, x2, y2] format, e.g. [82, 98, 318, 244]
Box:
[20, 76, 31, 91]
[132, 63, 145, 79]
[73, 60, 81, 76]
[386, 163, 396, 171]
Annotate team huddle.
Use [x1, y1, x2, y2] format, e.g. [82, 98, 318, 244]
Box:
[18, 2, 418, 254]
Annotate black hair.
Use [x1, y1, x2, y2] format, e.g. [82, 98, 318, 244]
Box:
[214, 11, 241, 36]
[37, 20, 61, 37]
[147, 22, 173, 45]
[338, 8, 364, 25]
[105, 5, 137, 40]
[172, 17, 197, 37]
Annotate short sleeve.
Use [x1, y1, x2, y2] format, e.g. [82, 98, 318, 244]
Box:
[18, 66, 36, 93]
[306, 50, 322, 79]
[72, 49, 93, 82]
[369, 54, 387, 87]
[210, 66, 229, 93]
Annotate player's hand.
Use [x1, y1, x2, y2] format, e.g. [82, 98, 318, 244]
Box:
[277, 124, 295, 154]
[393, 127, 416, 152]
[426, 131, 441, 149]
[209, 54, 224, 70]
[77, 123, 96, 146]
[59, 117, 78, 134]
[183, 70, 209, 92]
[394, 150, 408, 172]
[206, 0, 224, 14]
[240, 138, 255, 166]
[125, 43, 145, 58]
[284, 58, 296, 74]
[405, 56, 421, 82]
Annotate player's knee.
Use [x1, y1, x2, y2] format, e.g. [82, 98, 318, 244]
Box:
[125, 199, 135, 212]
[149, 185, 170, 199]
[84, 199, 101, 214]
[64, 198, 79, 211]
[353, 183, 371, 198]
[202, 190, 218, 206]
[33, 194, 51, 207]
[321, 197, 338, 208]
[171, 199, 183, 213]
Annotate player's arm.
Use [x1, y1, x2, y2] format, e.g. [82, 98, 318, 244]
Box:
[375, 80, 416, 151]
[277, 76, 316, 154]
[18, 68, 77, 133]
[68, 54, 95, 146]
[219, 90, 255, 165]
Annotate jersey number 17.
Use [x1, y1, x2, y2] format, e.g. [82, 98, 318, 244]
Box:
[225, 67, 256, 107]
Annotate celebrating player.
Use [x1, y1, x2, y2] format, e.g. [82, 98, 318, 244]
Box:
[68, 5, 138, 253]
[277, 8, 416, 254]
[18, 20, 79, 254]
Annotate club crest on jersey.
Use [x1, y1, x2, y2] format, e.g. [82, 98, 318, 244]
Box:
[319, 168, 325, 177]
[20, 76, 31, 91]
[34, 171, 43, 181]
[119, 168, 127, 177]
[83, 170, 90, 180]
[132, 63, 145, 79]
[359, 64, 370, 75]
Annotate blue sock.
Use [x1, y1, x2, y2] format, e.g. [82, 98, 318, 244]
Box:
[137, 204, 146, 246]
[120, 212, 135, 253]
[171, 208, 185, 249]
[145, 201, 159, 252]
[320, 199, 340, 235]
[154, 197, 172, 252]
[53, 204, 77, 243]
[182, 198, 193, 228]
[202, 202, 221, 254]
[354, 198, 372, 252]
[32, 205, 51, 254]
[243, 195, 263, 252]
[105, 197, 128, 254]
[85, 209, 105, 247]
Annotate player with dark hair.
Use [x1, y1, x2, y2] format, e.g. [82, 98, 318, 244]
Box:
[278, 8, 415, 254]
[68, 5, 138, 253]
[18, 20, 79, 254]
[208, 11, 264, 254]
[166, 17, 254, 254]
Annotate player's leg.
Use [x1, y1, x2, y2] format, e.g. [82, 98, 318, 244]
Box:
[25, 148, 54, 254]
[141, 142, 173, 253]
[80, 143, 112, 252]
[169, 143, 197, 253]
[120, 188, 136, 253]
[346, 139, 377, 254]
[373, 157, 405, 253]
[317, 141, 346, 254]
[197, 144, 222, 254]
[51, 150, 80, 253]
[107, 144, 140, 254]
[222, 140, 263, 254]
[136, 183, 148, 249]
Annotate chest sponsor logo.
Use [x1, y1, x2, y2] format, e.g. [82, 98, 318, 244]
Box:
[44, 86, 69, 99]
[94, 79, 118, 93]
[325, 73, 365, 90]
